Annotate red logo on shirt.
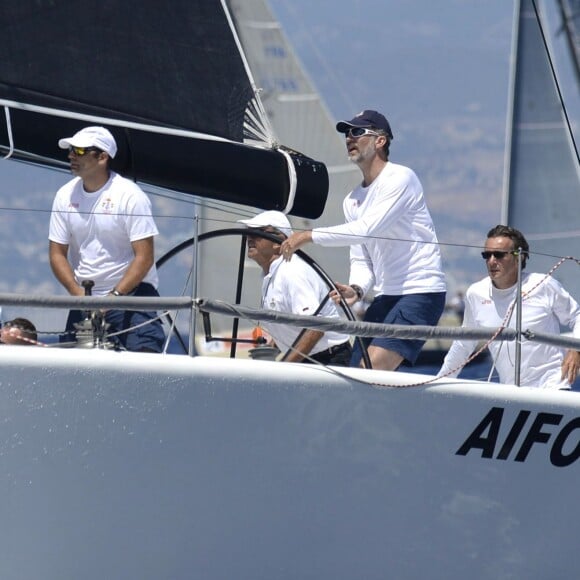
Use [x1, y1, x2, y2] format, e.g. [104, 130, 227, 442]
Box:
[101, 197, 115, 213]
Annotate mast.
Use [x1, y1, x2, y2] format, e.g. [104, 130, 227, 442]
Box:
[501, 0, 522, 224]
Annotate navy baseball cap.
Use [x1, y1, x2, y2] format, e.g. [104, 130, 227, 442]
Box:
[336, 110, 394, 139]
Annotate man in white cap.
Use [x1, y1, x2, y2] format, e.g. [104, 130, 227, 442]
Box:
[239, 210, 352, 365]
[48, 126, 165, 352]
[280, 110, 446, 371]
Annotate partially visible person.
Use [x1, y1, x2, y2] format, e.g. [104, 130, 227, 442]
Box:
[239, 211, 352, 366]
[438, 225, 580, 389]
[0, 318, 38, 345]
[280, 109, 446, 370]
[48, 126, 165, 352]
[447, 290, 465, 323]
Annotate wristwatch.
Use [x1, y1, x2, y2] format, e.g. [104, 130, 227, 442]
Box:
[109, 289, 123, 296]
[351, 284, 364, 301]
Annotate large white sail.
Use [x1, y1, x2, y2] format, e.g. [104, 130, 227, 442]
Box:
[503, 0, 580, 300]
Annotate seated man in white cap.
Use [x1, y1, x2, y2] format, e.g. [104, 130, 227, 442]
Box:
[48, 126, 165, 352]
[239, 210, 352, 365]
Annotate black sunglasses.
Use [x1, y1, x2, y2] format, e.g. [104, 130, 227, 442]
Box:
[481, 250, 515, 260]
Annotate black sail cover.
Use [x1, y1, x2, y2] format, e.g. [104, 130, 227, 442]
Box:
[0, 1, 328, 218]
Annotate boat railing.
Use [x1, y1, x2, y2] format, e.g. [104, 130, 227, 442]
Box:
[1, 292, 579, 354]
[0, 293, 191, 312]
[197, 298, 580, 352]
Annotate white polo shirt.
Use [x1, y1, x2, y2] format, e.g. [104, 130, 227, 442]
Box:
[260, 255, 350, 354]
[49, 172, 159, 295]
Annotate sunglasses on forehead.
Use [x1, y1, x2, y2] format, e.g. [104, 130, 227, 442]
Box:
[344, 127, 380, 139]
[68, 146, 102, 156]
[481, 250, 517, 260]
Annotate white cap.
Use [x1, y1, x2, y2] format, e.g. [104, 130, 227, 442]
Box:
[238, 210, 293, 238]
[58, 126, 118, 158]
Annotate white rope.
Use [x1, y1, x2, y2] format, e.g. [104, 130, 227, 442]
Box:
[277, 148, 298, 215]
[2, 106, 14, 159]
[0, 99, 234, 145]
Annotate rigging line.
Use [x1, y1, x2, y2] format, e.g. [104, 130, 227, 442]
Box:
[220, 0, 276, 144]
[531, 0, 580, 165]
[0, 201, 268, 232]
[146, 190, 265, 222]
[2, 107, 14, 159]
[0, 165, 273, 226]
[141, 184, 274, 220]
[244, 105, 273, 144]
[105, 310, 169, 339]
[158, 252, 198, 356]
[0, 100, 236, 145]
[5, 195, 580, 268]
[226, 217, 580, 261]
[555, 0, 580, 84]
[4, 191, 580, 270]
[143, 188, 253, 217]
[0, 192, 260, 224]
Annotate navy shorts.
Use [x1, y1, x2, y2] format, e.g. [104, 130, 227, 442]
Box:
[350, 291, 446, 367]
[63, 282, 166, 352]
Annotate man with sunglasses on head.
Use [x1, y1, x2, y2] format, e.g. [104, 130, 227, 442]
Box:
[48, 126, 165, 352]
[438, 225, 580, 389]
[280, 110, 446, 371]
[239, 210, 352, 366]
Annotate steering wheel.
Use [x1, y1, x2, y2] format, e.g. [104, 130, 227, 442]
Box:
[156, 227, 371, 368]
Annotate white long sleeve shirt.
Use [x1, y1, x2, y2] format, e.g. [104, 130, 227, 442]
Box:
[311, 162, 446, 297]
[438, 273, 580, 389]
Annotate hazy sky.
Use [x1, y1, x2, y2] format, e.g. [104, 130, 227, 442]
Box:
[269, 0, 578, 128]
[269, 0, 514, 130]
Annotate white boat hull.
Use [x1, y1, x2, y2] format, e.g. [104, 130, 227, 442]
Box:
[0, 346, 578, 579]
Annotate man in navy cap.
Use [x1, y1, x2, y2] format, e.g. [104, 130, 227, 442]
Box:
[281, 110, 446, 371]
